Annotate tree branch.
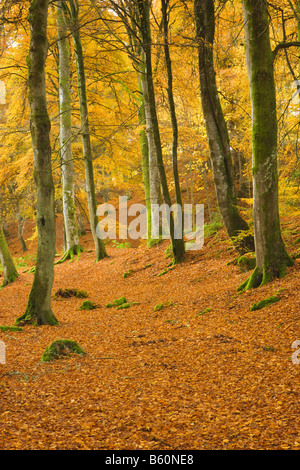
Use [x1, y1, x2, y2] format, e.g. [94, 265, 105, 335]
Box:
[273, 41, 300, 60]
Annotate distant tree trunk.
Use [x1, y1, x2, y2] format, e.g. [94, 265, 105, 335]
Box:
[137, 0, 185, 263]
[239, 0, 293, 290]
[161, 0, 184, 239]
[66, 0, 107, 261]
[138, 59, 151, 240]
[56, 0, 82, 263]
[16, 206, 27, 252]
[0, 227, 18, 287]
[194, 0, 254, 254]
[139, 52, 162, 241]
[161, 0, 182, 207]
[16, 0, 58, 326]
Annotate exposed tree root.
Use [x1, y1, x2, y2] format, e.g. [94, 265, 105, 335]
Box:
[237, 255, 294, 292]
[55, 245, 84, 265]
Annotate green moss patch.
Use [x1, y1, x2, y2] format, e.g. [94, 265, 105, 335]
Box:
[79, 300, 97, 310]
[237, 252, 256, 272]
[0, 325, 23, 332]
[106, 296, 127, 308]
[117, 302, 131, 310]
[250, 295, 281, 311]
[41, 339, 86, 362]
[196, 307, 211, 317]
[123, 269, 134, 279]
[153, 301, 175, 312]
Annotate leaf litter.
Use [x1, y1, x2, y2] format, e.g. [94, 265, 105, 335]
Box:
[0, 216, 299, 450]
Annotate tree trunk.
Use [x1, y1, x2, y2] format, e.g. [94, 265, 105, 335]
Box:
[16, 0, 58, 325]
[137, 0, 185, 263]
[66, 0, 107, 261]
[239, 0, 293, 290]
[0, 227, 18, 287]
[161, 0, 184, 239]
[16, 208, 27, 252]
[161, 0, 182, 207]
[194, 0, 254, 254]
[56, 0, 82, 263]
[138, 59, 151, 240]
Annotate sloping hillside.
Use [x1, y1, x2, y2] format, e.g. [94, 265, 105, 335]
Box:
[0, 214, 299, 450]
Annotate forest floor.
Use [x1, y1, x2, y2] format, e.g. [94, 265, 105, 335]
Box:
[0, 211, 299, 451]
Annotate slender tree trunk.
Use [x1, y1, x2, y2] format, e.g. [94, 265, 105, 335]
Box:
[66, 0, 107, 261]
[138, 60, 151, 240]
[161, 0, 184, 240]
[194, 0, 254, 254]
[137, 0, 185, 263]
[56, 0, 82, 263]
[0, 227, 18, 287]
[239, 0, 293, 290]
[16, 0, 58, 325]
[139, 53, 162, 241]
[161, 0, 182, 207]
[16, 206, 27, 252]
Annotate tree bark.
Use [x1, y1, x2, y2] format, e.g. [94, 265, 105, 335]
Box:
[161, 0, 182, 207]
[66, 0, 107, 262]
[56, 0, 82, 263]
[137, 61, 151, 240]
[194, 0, 254, 254]
[239, 0, 293, 290]
[16, 0, 58, 325]
[0, 227, 18, 287]
[139, 51, 162, 240]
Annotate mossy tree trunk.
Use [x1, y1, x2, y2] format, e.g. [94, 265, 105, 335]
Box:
[16, 0, 58, 326]
[137, 0, 185, 263]
[65, 0, 107, 262]
[0, 227, 18, 287]
[137, 65, 151, 240]
[139, 51, 162, 241]
[100, 0, 161, 242]
[161, 0, 184, 238]
[194, 0, 254, 254]
[239, 0, 293, 290]
[56, 1, 82, 263]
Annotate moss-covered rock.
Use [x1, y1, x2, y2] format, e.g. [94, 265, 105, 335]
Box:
[79, 300, 97, 310]
[41, 339, 85, 362]
[106, 296, 127, 308]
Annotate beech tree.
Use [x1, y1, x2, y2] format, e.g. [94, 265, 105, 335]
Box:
[239, 0, 294, 290]
[137, 0, 185, 262]
[64, 0, 107, 262]
[16, 0, 58, 325]
[56, 0, 82, 263]
[194, 0, 254, 254]
[161, 0, 183, 234]
[102, 0, 162, 241]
